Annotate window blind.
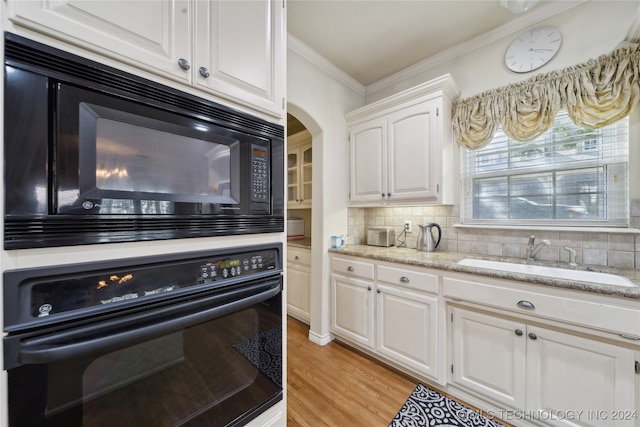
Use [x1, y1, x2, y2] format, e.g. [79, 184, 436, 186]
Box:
[461, 110, 629, 226]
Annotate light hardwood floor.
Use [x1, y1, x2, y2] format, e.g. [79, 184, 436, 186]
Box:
[286, 316, 417, 426]
[286, 316, 512, 427]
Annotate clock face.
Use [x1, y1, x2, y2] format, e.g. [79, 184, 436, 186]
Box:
[505, 26, 562, 73]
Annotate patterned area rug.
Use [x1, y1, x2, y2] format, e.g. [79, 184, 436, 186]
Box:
[389, 384, 505, 427]
[233, 325, 283, 388]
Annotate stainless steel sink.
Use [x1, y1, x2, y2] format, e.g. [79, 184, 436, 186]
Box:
[457, 258, 637, 287]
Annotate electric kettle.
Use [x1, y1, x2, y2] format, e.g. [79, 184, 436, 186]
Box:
[416, 223, 441, 252]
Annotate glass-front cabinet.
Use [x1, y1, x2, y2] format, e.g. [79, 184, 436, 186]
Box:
[287, 130, 312, 208]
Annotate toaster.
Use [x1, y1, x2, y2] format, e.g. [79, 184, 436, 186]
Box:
[367, 228, 395, 247]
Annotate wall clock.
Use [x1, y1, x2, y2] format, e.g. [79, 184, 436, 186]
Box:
[505, 26, 562, 73]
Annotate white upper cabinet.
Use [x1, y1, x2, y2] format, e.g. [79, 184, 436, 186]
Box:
[194, 0, 284, 116]
[7, 1, 191, 81]
[346, 75, 460, 206]
[7, 0, 285, 118]
[347, 117, 386, 202]
[387, 100, 440, 200]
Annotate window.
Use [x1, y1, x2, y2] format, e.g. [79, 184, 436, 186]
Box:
[461, 110, 629, 227]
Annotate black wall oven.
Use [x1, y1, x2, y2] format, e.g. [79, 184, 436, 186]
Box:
[3, 244, 283, 426]
[3, 33, 285, 249]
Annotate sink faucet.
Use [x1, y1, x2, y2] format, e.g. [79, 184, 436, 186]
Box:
[526, 235, 550, 260]
[563, 246, 578, 267]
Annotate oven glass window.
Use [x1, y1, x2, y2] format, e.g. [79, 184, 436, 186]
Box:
[10, 298, 282, 426]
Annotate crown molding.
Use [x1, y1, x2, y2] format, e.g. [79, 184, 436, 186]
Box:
[287, 34, 366, 97]
[365, 0, 587, 96]
[345, 74, 460, 122]
[287, 1, 586, 100]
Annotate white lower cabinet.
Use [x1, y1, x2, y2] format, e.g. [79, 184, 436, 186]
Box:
[452, 306, 637, 426]
[446, 273, 639, 427]
[451, 307, 527, 409]
[330, 273, 375, 348]
[526, 326, 636, 427]
[330, 254, 443, 384]
[287, 247, 311, 323]
[329, 254, 640, 426]
[330, 255, 375, 348]
[376, 283, 440, 379]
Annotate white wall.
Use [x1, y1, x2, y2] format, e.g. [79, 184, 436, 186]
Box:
[367, 1, 637, 101]
[287, 49, 363, 342]
[365, 0, 640, 199]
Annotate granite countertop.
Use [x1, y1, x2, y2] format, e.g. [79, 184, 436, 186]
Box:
[329, 245, 640, 300]
[287, 238, 312, 249]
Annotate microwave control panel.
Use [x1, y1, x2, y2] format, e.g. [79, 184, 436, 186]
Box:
[250, 144, 270, 211]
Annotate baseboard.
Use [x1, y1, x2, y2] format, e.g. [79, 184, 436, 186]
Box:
[308, 329, 334, 346]
[286, 307, 310, 324]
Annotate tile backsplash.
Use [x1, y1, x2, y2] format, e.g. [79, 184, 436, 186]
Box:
[347, 200, 640, 269]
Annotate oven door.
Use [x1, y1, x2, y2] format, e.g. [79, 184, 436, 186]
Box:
[4, 278, 283, 427]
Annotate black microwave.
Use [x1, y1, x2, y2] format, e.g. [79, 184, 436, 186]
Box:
[3, 33, 284, 249]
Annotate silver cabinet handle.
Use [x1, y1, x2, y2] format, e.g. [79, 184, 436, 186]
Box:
[528, 332, 538, 340]
[515, 329, 523, 336]
[387, 192, 391, 197]
[294, 255, 299, 260]
[367, 286, 372, 291]
[517, 300, 535, 310]
[376, 289, 381, 293]
[199, 66, 210, 78]
[399, 276, 409, 283]
[178, 58, 191, 71]
[347, 266, 354, 272]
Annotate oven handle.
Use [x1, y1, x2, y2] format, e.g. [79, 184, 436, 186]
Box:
[17, 281, 281, 365]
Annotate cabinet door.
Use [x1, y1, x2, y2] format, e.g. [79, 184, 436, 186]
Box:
[451, 307, 527, 409]
[526, 326, 637, 427]
[349, 118, 386, 203]
[287, 149, 300, 205]
[387, 99, 440, 201]
[376, 284, 440, 381]
[8, 0, 191, 83]
[194, 0, 284, 116]
[287, 264, 310, 323]
[300, 144, 313, 206]
[330, 274, 374, 348]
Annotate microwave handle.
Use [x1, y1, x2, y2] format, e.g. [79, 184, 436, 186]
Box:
[18, 281, 281, 365]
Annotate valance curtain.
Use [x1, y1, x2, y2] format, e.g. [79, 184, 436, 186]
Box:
[452, 44, 640, 150]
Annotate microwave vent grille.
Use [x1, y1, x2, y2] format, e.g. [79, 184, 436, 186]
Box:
[3, 33, 284, 140]
[4, 216, 285, 250]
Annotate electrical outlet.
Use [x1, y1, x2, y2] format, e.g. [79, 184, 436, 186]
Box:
[404, 220, 412, 233]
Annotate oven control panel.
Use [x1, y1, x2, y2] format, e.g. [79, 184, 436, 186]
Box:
[199, 253, 271, 282]
[3, 244, 282, 329]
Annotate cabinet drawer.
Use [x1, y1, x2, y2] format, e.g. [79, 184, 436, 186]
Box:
[331, 256, 375, 280]
[443, 275, 640, 338]
[377, 263, 439, 294]
[288, 247, 311, 266]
